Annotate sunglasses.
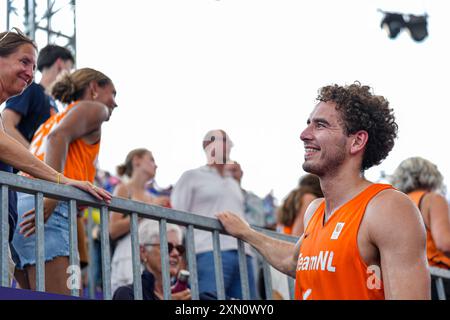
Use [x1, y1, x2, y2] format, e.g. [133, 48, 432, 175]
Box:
[0, 27, 27, 43]
[144, 242, 185, 255]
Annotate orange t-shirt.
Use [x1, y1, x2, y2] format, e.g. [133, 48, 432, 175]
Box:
[295, 183, 392, 300]
[29, 101, 100, 182]
[283, 225, 293, 235]
[408, 190, 450, 269]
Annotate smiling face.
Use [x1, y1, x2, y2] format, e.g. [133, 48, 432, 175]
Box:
[144, 230, 183, 278]
[96, 82, 117, 120]
[0, 43, 36, 100]
[300, 101, 350, 177]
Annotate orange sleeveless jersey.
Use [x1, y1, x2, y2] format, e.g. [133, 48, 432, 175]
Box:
[408, 190, 450, 269]
[29, 102, 100, 182]
[295, 184, 392, 300]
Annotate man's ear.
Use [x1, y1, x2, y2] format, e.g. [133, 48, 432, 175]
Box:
[350, 130, 369, 155]
[55, 58, 66, 72]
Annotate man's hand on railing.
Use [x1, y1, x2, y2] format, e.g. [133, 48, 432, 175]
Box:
[61, 177, 112, 203]
[19, 198, 59, 237]
[216, 211, 252, 240]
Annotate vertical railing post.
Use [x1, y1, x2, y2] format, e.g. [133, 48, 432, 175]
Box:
[186, 225, 199, 300]
[68, 200, 80, 297]
[87, 207, 95, 299]
[159, 219, 171, 300]
[288, 276, 295, 300]
[237, 239, 250, 299]
[0, 185, 10, 287]
[34, 192, 45, 292]
[130, 213, 142, 300]
[261, 256, 273, 300]
[435, 277, 446, 300]
[100, 206, 112, 300]
[212, 231, 225, 299]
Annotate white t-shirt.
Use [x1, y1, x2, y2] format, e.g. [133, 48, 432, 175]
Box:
[171, 165, 251, 254]
[110, 233, 134, 295]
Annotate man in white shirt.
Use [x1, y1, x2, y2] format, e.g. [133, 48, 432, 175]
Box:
[171, 129, 256, 299]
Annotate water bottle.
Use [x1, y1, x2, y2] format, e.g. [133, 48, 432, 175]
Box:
[171, 270, 190, 293]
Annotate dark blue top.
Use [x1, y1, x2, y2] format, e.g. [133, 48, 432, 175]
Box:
[113, 270, 159, 300]
[5, 82, 58, 142]
[0, 163, 18, 242]
[112, 270, 218, 300]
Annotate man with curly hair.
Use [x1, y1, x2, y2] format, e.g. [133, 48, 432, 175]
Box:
[217, 82, 430, 300]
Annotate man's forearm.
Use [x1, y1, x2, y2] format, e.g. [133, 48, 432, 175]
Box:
[242, 228, 298, 277]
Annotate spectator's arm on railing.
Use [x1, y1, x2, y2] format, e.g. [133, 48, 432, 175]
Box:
[0, 128, 110, 203]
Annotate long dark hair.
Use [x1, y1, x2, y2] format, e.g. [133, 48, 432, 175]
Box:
[277, 174, 323, 226]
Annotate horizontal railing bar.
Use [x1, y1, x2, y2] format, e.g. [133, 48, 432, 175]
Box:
[0, 172, 299, 239]
[429, 267, 450, 280]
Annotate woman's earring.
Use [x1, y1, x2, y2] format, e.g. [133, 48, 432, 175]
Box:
[92, 92, 98, 100]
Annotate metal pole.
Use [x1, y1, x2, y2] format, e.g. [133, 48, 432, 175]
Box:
[34, 192, 45, 292]
[159, 219, 171, 300]
[68, 200, 79, 297]
[130, 213, 142, 300]
[100, 206, 111, 300]
[0, 186, 9, 287]
[185, 225, 199, 300]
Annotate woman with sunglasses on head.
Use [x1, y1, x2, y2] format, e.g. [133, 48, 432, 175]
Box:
[0, 29, 111, 285]
[110, 148, 170, 294]
[113, 219, 191, 300]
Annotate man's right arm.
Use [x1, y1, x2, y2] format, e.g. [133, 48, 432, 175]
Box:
[217, 199, 321, 278]
[2, 108, 30, 148]
[217, 211, 300, 277]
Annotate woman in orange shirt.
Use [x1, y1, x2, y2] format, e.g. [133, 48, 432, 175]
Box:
[391, 157, 450, 299]
[12, 67, 118, 295]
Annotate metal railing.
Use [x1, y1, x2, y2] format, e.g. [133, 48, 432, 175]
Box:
[0, 171, 296, 300]
[1, 170, 450, 300]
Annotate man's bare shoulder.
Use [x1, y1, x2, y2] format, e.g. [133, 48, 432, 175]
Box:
[365, 188, 426, 244]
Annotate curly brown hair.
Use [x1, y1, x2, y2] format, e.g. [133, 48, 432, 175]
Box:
[317, 82, 398, 171]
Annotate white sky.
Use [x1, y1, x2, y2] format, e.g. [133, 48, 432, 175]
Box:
[2, 0, 450, 202]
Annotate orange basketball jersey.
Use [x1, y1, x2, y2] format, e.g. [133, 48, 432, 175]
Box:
[408, 190, 450, 269]
[295, 184, 392, 300]
[29, 101, 100, 182]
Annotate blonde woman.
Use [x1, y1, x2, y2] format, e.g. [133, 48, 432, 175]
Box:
[110, 148, 169, 294]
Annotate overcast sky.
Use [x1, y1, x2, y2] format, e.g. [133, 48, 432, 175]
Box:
[2, 0, 450, 202]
